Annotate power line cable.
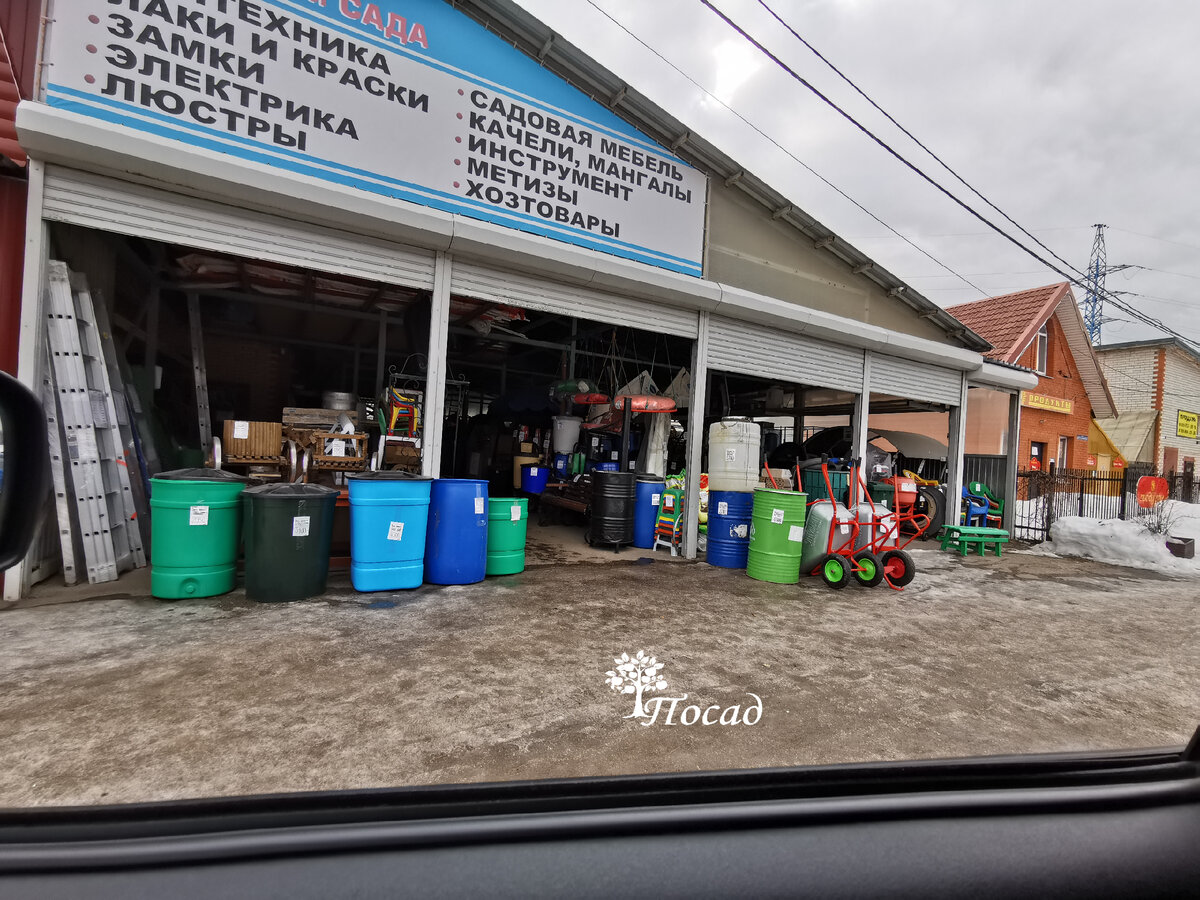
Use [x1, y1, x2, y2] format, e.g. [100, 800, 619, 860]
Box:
[580, 0, 990, 296]
[700, 0, 1200, 351]
[753, 0, 1090, 283]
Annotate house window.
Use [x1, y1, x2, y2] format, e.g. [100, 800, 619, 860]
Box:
[1035, 324, 1048, 374]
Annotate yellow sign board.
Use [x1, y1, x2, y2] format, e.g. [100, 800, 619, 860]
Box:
[1020, 391, 1073, 415]
[1178, 409, 1199, 439]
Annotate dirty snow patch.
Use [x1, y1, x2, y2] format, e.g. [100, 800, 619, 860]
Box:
[1029, 501, 1200, 576]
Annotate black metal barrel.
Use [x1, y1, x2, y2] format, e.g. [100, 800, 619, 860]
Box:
[589, 471, 636, 549]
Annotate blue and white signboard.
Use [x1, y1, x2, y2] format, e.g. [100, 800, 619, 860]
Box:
[42, 0, 707, 276]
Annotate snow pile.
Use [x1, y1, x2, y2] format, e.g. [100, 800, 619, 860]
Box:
[1029, 500, 1200, 576]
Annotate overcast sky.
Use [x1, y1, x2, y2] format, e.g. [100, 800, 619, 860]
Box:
[513, 0, 1200, 346]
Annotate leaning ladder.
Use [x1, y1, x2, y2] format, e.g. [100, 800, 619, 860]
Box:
[44, 260, 135, 582]
[41, 343, 80, 586]
[70, 271, 147, 569]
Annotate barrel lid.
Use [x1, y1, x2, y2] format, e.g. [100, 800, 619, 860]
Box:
[153, 467, 249, 482]
[636, 474, 666, 482]
[244, 483, 338, 497]
[347, 471, 432, 481]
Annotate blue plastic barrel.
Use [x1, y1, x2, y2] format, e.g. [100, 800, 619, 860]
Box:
[634, 477, 665, 548]
[521, 464, 550, 494]
[347, 472, 432, 591]
[707, 490, 755, 568]
[553, 453, 570, 477]
[425, 478, 488, 585]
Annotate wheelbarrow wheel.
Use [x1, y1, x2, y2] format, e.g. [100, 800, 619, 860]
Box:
[851, 549, 884, 587]
[881, 549, 916, 587]
[819, 554, 850, 589]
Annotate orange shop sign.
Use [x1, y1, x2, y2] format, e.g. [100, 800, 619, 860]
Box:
[1136, 476, 1169, 509]
[1020, 391, 1074, 414]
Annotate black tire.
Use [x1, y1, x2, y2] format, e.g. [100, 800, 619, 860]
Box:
[818, 554, 850, 589]
[882, 549, 916, 587]
[851, 549, 884, 587]
[912, 485, 945, 540]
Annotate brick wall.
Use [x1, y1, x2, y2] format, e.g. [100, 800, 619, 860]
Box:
[1099, 346, 1158, 416]
[1011, 313, 1098, 469]
[1159, 347, 1200, 472]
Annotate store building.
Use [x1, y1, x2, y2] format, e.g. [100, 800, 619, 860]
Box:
[941, 283, 1116, 471]
[4, 0, 1035, 598]
[1097, 337, 1200, 473]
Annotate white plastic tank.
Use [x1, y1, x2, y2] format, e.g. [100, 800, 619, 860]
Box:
[552, 416, 583, 454]
[708, 418, 762, 492]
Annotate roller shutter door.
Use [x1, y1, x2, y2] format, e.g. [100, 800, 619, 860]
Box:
[706, 315, 864, 393]
[870, 352, 963, 407]
[450, 260, 699, 339]
[41, 166, 436, 289]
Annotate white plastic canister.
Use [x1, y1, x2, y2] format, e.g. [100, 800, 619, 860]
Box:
[552, 416, 583, 455]
[708, 418, 762, 492]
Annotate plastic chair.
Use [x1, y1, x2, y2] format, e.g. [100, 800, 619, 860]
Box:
[960, 486, 989, 527]
[653, 489, 685, 556]
[968, 480, 1004, 526]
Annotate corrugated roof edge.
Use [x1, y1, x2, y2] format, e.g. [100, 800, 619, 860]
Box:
[453, 0, 991, 354]
[1097, 336, 1200, 366]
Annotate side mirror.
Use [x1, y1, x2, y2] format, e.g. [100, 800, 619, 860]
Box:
[0, 370, 51, 570]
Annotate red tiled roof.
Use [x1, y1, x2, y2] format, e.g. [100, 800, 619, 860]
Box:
[0, 24, 25, 167]
[947, 283, 1071, 363]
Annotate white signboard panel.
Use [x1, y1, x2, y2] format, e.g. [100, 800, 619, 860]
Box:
[43, 0, 707, 276]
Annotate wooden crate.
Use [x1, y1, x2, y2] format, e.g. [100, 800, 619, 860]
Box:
[222, 420, 283, 462]
[312, 431, 369, 470]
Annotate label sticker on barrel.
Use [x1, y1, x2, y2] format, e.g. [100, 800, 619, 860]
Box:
[770, 508, 785, 525]
[529, 467, 538, 476]
[474, 497, 485, 515]
[717, 501, 729, 516]
[292, 516, 311, 537]
[725, 448, 737, 462]
[652, 493, 661, 506]
[788, 525, 804, 543]
[233, 420, 249, 439]
[387, 521, 404, 541]
[839, 524, 850, 535]
[733, 524, 749, 538]
[189, 505, 209, 526]
[511, 505, 522, 521]
[611, 451, 619, 461]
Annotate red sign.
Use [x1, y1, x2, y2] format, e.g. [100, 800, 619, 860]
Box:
[1113, 459, 1126, 469]
[1136, 476, 1169, 509]
[1086, 454, 1097, 467]
[1029, 458, 1041, 471]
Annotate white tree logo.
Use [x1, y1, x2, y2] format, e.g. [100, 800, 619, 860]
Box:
[607, 650, 667, 719]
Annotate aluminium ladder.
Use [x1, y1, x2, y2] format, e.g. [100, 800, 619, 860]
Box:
[40, 342, 80, 586]
[44, 261, 143, 581]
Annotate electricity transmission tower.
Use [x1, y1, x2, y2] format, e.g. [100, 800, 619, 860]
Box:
[1082, 224, 1108, 344]
[1082, 224, 1131, 345]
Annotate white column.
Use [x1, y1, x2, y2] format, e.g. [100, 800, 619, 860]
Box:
[852, 350, 872, 468]
[422, 252, 452, 478]
[944, 373, 969, 528]
[683, 311, 709, 559]
[5, 161, 49, 601]
[1003, 390, 1021, 531]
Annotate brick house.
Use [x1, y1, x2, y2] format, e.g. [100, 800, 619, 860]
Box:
[1096, 337, 1200, 473]
[947, 283, 1117, 471]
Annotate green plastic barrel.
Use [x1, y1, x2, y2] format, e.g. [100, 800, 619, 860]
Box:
[486, 497, 528, 575]
[150, 468, 248, 599]
[746, 488, 808, 584]
[243, 483, 339, 602]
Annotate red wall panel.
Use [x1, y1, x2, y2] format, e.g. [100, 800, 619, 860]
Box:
[0, 175, 26, 375]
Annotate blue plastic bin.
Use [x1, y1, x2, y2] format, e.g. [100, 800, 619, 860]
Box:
[425, 478, 488, 585]
[521, 464, 550, 494]
[347, 472, 432, 591]
[633, 477, 665, 549]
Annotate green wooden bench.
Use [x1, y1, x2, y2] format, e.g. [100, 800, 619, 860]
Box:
[938, 524, 1010, 557]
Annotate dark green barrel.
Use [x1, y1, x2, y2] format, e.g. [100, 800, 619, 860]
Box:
[242, 483, 339, 602]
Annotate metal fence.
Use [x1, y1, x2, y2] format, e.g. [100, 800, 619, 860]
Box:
[1011, 463, 1198, 542]
[963, 454, 1008, 503]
